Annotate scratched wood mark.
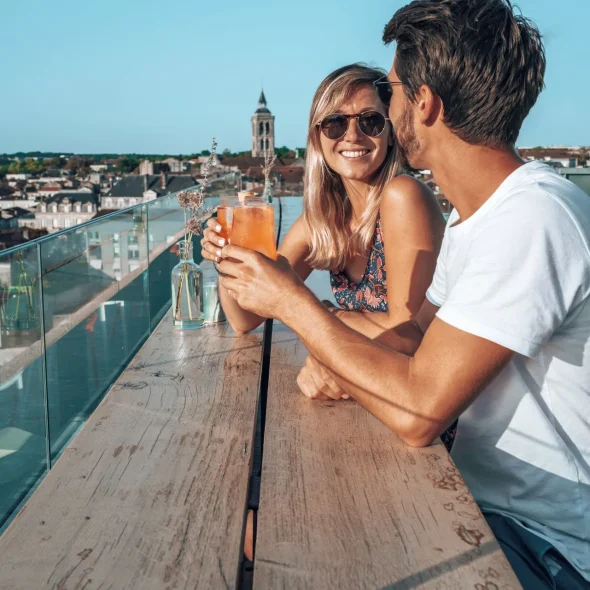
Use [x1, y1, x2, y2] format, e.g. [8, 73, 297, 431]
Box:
[0, 314, 263, 589]
[254, 324, 522, 589]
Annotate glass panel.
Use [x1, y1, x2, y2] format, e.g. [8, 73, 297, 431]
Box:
[147, 194, 187, 330]
[0, 243, 47, 528]
[40, 208, 150, 462]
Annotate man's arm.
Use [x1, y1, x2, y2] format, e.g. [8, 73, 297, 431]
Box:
[282, 290, 513, 447]
[218, 246, 513, 447]
[297, 301, 435, 401]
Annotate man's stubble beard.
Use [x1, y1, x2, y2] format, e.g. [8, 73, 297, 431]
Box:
[394, 103, 421, 170]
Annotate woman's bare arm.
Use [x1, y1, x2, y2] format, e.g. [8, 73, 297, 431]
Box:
[331, 175, 444, 338]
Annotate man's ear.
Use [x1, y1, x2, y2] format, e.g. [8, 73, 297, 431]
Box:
[416, 85, 441, 126]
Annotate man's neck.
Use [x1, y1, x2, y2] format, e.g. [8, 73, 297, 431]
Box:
[429, 140, 524, 222]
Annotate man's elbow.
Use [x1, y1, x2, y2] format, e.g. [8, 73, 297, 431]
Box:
[395, 416, 441, 448]
[227, 317, 261, 335]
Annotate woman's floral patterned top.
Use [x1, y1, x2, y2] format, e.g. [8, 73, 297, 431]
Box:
[330, 215, 388, 313]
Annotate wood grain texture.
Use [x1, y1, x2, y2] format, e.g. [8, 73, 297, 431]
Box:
[254, 324, 522, 590]
[0, 314, 262, 590]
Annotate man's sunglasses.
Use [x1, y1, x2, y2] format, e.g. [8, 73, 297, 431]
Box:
[318, 111, 391, 141]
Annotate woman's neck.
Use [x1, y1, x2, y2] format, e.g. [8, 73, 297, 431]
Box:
[342, 178, 371, 222]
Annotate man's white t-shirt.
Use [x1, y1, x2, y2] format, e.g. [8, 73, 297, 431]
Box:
[426, 162, 590, 580]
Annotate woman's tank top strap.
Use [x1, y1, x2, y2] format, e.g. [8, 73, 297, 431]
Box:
[330, 215, 388, 313]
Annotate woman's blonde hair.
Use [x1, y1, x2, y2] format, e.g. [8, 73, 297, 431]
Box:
[303, 63, 402, 270]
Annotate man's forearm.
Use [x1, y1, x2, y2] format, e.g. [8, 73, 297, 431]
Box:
[283, 289, 437, 444]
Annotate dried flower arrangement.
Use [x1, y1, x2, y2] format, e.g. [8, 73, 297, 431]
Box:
[176, 138, 218, 259]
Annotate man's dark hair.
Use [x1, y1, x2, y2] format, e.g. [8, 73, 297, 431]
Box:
[383, 0, 546, 147]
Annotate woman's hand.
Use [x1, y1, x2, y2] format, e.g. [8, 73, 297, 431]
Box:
[297, 355, 350, 401]
[200, 217, 227, 264]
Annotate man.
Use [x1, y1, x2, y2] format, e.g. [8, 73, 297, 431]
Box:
[218, 1, 590, 588]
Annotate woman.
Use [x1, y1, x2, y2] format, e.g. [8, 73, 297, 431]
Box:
[202, 63, 444, 339]
[203, 63, 446, 562]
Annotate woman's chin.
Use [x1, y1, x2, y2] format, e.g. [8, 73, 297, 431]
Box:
[339, 167, 379, 183]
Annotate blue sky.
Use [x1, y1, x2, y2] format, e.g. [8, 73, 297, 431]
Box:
[2, 0, 588, 154]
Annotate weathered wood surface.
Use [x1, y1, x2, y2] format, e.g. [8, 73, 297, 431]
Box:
[254, 324, 521, 590]
[0, 314, 263, 590]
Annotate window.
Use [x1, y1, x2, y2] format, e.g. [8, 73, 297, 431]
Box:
[266, 138, 269, 151]
[259, 122, 264, 135]
[52, 219, 58, 228]
[75, 204, 81, 212]
[266, 121, 270, 135]
[128, 249, 140, 260]
[86, 204, 93, 212]
[260, 139, 264, 152]
[114, 244, 120, 258]
[52, 204, 58, 213]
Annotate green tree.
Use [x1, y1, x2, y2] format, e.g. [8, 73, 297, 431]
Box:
[116, 156, 140, 174]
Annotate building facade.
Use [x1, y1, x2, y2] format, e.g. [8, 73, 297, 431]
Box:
[31, 193, 98, 231]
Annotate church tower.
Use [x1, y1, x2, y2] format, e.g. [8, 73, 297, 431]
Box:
[251, 90, 275, 158]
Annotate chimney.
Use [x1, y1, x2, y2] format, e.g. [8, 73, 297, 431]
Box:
[160, 170, 167, 191]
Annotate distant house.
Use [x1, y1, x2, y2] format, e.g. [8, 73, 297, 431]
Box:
[102, 173, 197, 210]
[6, 173, 32, 182]
[274, 166, 304, 191]
[33, 193, 98, 231]
[0, 207, 35, 229]
[90, 164, 111, 173]
[519, 148, 580, 168]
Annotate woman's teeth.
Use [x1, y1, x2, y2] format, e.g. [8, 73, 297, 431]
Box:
[340, 150, 370, 159]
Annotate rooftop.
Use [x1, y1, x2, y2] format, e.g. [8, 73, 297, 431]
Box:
[108, 174, 196, 198]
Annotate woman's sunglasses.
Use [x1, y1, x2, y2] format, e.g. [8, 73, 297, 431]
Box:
[318, 110, 390, 141]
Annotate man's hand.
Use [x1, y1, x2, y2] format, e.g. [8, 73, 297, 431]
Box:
[218, 244, 310, 321]
[297, 355, 350, 401]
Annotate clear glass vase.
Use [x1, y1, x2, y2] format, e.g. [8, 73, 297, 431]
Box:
[171, 240, 204, 329]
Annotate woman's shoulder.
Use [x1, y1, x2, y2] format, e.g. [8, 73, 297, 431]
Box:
[382, 174, 435, 204]
[380, 175, 439, 217]
[379, 175, 443, 235]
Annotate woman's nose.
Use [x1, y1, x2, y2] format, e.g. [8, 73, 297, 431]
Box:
[342, 117, 362, 142]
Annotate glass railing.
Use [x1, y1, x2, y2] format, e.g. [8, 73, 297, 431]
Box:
[0, 177, 234, 531]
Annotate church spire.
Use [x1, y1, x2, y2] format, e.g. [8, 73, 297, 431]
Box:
[258, 90, 267, 106]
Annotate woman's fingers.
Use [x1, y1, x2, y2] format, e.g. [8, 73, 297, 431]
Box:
[206, 217, 222, 231]
[203, 227, 226, 247]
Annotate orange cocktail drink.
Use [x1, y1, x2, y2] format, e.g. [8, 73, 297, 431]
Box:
[231, 201, 277, 259]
